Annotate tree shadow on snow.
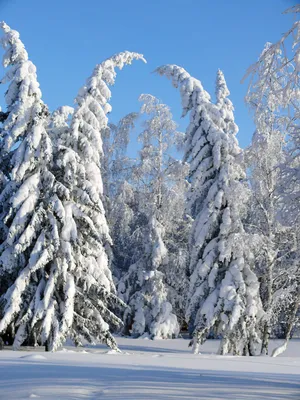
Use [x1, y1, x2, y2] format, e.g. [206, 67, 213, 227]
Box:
[0, 359, 299, 399]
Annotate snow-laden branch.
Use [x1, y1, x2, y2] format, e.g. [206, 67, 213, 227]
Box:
[155, 64, 210, 117]
[76, 51, 147, 111]
[71, 51, 146, 168]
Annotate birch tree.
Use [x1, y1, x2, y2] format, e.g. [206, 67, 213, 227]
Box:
[243, 7, 300, 355]
[118, 94, 186, 338]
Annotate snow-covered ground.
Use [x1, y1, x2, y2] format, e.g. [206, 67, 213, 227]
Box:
[0, 337, 299, 399]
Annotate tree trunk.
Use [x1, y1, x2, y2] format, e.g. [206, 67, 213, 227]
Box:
[45, 340, 50, 352]
[218, 334, 230, 355]
[271, 287, 300, 357]
[260, 251, 275, 355]
[261, 321, 271, 355]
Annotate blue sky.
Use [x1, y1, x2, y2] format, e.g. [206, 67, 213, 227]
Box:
[0, 0, 297, 150]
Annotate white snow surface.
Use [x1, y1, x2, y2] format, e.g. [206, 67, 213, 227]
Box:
[0, 337, 299, 399]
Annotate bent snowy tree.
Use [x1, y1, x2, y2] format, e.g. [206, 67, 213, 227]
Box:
[0, 22, 146, 351]
[51, 51, 147, 350]
[157, 65, 263, 355]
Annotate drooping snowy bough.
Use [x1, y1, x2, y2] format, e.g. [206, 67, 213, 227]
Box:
[157, 65, 263, 355]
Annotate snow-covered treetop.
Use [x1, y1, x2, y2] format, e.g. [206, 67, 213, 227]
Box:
[242, 14, 300, 113]
[216, 69, 230, 108]
[134, 94, 185, 201]
[109, 112, 138, 162]
[244, 42, 285, 123]
[138, 93, 183, 148]
[76, 51, 146, 110]
[215, 69, 239, 136]
[72, 51, 146, 167]
[0, 22, 28, 67]
[0, 22, 44, 155]
[0, 21, 50, 181]
[243, 13, 300, 223]
[155, 64, 210, 117]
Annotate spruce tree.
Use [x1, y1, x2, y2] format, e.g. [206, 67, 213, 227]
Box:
[0, 22, 56, 347]
[157, 65, 262, 355]
[46, 51, 146, 349]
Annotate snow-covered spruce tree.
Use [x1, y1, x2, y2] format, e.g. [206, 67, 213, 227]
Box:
[44, 51, 147, 350]
[155, 65, 211, 222]
[156, 64, 212, 334]
[118, 94, 187, 338]
[157, 65, 263, 355]
[0, 26, 81, 350]
[0, 22, 57, 346]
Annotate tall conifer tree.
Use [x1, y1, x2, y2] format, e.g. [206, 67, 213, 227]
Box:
[157, 66, 262, 355]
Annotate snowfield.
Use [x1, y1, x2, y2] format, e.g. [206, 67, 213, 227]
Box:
[0, 338, 299, 399]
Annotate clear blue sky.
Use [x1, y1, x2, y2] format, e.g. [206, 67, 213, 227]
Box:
[0, 0, 297, 149]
